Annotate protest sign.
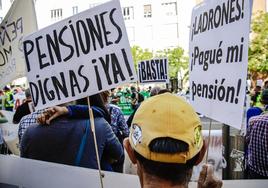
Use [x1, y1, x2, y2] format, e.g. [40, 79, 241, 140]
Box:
[0, 155, 140, 188]
[138, 58, 169, 83]
[189, 0, 252, 129]
[192, 130, 224, 180]
[0, 110, 20, 155]
[23, 0, 137, 110]
[0, 0, 38, 88]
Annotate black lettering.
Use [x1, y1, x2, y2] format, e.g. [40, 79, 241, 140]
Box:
[93, 60, 102, 90]
[7, 22, 17, 41]
[69, 20, 80, 57]
[16, 17, 23, 34]
[111, 53, 125, 83]
[110, 8, 122, 43]
[59, 26, 74, 62]
[51, 72, 69, 99]
[76, 20, 90, 54]
[86, 16, 104, 50]
[78, 65, 89, 92]
[29, 82, 39, 106]
[141, 61, 146, 80]
[229, 0, 236, 23]
[37, 78, 46, 105]
[159, 59, 165, 79]
[146, 60, 152, 80]
[36, 36, 49, 70]
[46, 30, 62, 65]
[151, 60, 156, 79]
[100, 11, 113, 46]
[43, 78, 55, 101]
[99, 55, 112, 85]
[23, 40, 34, 72]
[69, 70, 81, 97]
[121, 48, 133, 77]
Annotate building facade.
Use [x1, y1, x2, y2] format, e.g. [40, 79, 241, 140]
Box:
[0, 0, 196, 52]
[34, 0, 196, 52]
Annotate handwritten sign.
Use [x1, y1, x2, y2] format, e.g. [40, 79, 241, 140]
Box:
[189, 0, 252, 129]
[138, 58, 168, 83]
[23, 0, 137, 110]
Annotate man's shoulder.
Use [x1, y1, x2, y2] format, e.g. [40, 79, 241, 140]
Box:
[249, 113, 268, 124]
[20, 110, 44, 122]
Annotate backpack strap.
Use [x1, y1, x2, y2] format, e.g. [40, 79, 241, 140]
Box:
[74, 120, 90, 166]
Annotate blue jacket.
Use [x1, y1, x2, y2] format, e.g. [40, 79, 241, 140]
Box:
[20, 106, 123, 171]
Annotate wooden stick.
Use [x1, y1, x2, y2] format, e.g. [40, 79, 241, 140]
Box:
[205, 118, 212, 163]
[87, 97, 104, 188]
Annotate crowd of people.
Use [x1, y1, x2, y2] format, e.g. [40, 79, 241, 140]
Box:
[245, 79, 268, 179]
[0, 79, 267, 186]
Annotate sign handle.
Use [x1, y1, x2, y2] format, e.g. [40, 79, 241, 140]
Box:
[205, 118, 212, 163]
[87, 97, 104, 188]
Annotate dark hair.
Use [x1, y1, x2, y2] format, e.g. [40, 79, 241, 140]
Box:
[158, 89, 171, 95]
[134, 137, 199, 185]
[76, 94, 111, 124]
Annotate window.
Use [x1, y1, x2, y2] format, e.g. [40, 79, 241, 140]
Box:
[144, 26, 153, 40]
[126, 27, 135, 41]
[160, 24, 178, 38]
[161, 2, 177, 16]
[89, 3, 99, 9]
[144, 4, 152, 18]
[51, 9, 63, 20]
[122, 6, 134, 20]
[72, 6, 78, 15]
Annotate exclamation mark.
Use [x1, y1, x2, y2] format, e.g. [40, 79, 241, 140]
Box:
[164, 59, 167, 79]
[241, 0, 244, 18]
[121, 48, 134, 80]
[235, 79, 241, 104]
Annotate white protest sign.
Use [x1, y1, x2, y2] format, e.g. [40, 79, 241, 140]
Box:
[0, 110, 20, 155]
[23, 0, 137, 110]
[189, 0, 252, 129]
[138, 58, 169, 83]
[192, 130, 224, 180]
[0, 0, 38, 88]
[0, 155, 140, 188]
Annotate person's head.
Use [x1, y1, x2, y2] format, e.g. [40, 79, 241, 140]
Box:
[3, 86, 10, 92]
[131, 86, 136, 92]
[124, 93, 206, 187]
[76, 93, 111, 123]
[100, 90, 110, 104]
[150, 86, 161, 97]
[261, 89, 268, 105]
[264, 79, 268, 89]
[158, 89, 171, 95]
[25, 88, 32, 99]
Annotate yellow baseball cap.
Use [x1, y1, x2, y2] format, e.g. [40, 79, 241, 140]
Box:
[129, 93, 203, 164]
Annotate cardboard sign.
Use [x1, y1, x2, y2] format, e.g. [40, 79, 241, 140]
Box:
[23, 0, 137, 110]
[192, 130, 224, 180]
[0, 0, 38, 88]
[189, 0, 252, 129]
[0, 110, 20, 155]
[0, 155, 140, 188]
[138, 58, 169, 83]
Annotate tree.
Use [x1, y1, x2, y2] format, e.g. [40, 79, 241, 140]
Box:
[248, 11, 268, 82]
[131, 46, 153, 69]
[156, 47, 189, 88]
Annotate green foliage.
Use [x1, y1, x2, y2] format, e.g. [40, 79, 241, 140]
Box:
[131, 46, 153, 69]
[248, 11, 268, 77]
[131, 46, 189, 88]
[155, 47, 188, 79]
